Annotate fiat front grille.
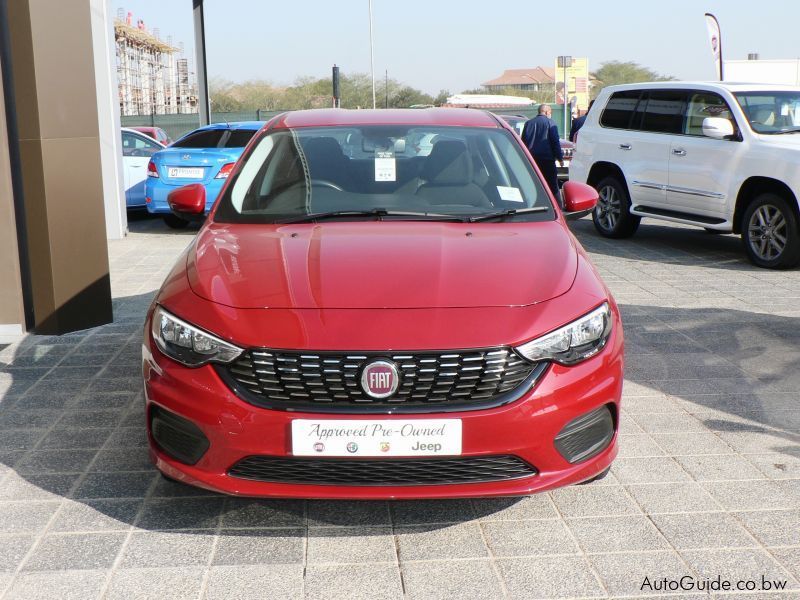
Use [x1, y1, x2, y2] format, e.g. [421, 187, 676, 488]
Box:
[219, 348, 544, 413]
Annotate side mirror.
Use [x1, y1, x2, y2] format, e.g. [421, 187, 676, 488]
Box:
[702, 117, 734, 140]
[167, 183, 206, 221]
[561, 181, 598, 220]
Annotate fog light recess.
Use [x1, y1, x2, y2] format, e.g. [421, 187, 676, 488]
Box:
[554, 404, 615, 464]
[149, 405, 210, 465]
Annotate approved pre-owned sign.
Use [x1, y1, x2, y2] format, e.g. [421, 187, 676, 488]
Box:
[291, 419, 462, 457]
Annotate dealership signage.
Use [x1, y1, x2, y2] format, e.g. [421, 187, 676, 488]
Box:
[291, 419, 463, 457]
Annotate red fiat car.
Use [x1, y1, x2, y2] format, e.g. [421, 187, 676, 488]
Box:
[142, 108, 623, 499]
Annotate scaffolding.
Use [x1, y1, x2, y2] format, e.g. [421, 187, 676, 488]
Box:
[114, 9, 197, 116]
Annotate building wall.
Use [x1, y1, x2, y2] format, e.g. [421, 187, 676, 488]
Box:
[0, 55, 25, 340]
[725, 59, 800, 86]
[5, 0, 113, 334]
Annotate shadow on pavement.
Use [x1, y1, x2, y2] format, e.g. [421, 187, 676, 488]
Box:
[126, 211, 203, 236]
[569, 217, 761, 271]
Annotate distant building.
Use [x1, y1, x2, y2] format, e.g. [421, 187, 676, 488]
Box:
[114, 8, 197, 116]
[482, 67, 556, 94]
[725, 56, 800, 86]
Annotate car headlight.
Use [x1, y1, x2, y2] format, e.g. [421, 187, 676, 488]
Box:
[151, 306, 243, 367]
[515, 303, 612, 365]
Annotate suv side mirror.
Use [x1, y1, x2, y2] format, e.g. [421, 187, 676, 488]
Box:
[167, 183, 206, 221]
[702, 117, 734, 140]
[562, 181, 598, 220]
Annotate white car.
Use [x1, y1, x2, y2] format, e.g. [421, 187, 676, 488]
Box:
[121, 127, 164, 209]
[570, 82, 800, 268]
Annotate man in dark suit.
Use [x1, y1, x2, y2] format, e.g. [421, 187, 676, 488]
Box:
[569, 100, 594, 142]
[521, 104, 563, 202]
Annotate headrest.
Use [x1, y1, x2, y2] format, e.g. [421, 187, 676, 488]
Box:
[421, 140, 472, 185]
[301, 137, 345, 163]
[752, 108, 774, 126]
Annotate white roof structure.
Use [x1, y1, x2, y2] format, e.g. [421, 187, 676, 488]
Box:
[445, 94, 535, 108]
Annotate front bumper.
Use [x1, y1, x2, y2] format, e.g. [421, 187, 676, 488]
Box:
[142, 322, 622, 499]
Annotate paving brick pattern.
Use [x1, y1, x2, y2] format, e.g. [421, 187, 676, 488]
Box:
[0, 216, 799, 598]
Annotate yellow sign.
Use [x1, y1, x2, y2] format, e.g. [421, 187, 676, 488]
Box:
[553, 57, 590, 113]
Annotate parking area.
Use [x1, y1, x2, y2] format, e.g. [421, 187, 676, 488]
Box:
[0, 217, 799, 599]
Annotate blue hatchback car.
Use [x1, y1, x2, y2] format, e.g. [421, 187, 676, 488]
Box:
[145, 121, 263, 228]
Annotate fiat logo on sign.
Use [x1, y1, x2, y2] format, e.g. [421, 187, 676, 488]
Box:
[360, 360, 399, 398]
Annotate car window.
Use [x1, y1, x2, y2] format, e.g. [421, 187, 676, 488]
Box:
[215, 125, 552, 224]
[734, 91, 800, 134]
[121, 132, 161, 156]
[640, 90, 686, 134]
[683, 92, 736, 137]
[223, 129, 258, 148]
[172, 130, 226, 148]
[599, 90, 642, 129]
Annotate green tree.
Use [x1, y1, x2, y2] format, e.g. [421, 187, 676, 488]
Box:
[209, 77, 244, 112]
[208, 73, 437, 111]
[433, 89, 450, 106]
[590, 61, 675, 98]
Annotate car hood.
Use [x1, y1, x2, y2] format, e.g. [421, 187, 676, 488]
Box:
[187, 221, 578, 309]
[755, 134, 800, 152]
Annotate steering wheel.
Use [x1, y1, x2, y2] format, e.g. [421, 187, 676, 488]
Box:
[310, 179, 344, 191]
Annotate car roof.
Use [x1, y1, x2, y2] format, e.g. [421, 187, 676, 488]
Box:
[192, 121, 265, 132]
[121, 127, 154, 136]
[274, 108, 501, 129]
[600, 81, 800, 94]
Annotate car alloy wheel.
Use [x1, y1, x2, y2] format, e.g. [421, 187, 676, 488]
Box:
[741, 193, 800, 269]
[591, 176, 639, 238]
[747, 204, 787, 261]
[596, 184, 622, 232]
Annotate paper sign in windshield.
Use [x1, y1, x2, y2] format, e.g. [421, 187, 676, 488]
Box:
[375, 151, 396, 182]
[497, 186, 524, 202]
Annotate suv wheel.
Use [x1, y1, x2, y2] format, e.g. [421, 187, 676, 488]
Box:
[742, 193, 800, 269]
[163, 214, 190, 229]
[592, 176, 640, 238]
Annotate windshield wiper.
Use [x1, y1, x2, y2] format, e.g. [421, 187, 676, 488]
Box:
[772, 128, 800, 135]
[276, 208, 467, 224]
[468, 206, 549, 222]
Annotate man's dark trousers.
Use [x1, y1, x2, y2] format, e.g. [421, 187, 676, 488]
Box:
[534, 156, 560, 205]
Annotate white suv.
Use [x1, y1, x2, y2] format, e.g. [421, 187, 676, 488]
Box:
[570, 82, 800, 268]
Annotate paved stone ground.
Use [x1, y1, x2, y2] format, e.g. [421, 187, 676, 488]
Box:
[0, 214, 799, 599]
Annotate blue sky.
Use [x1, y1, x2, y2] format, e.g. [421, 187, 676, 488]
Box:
[112, 0, 800, 94]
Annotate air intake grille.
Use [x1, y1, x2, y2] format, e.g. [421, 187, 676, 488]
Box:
[222, 348, 538, 412]
[228, 455, 537, 486]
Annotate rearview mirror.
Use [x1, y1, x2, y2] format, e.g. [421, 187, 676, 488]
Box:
[702, 117, 734, 140]
[167, 183, 206, 221]
[562, 181, 598, 221]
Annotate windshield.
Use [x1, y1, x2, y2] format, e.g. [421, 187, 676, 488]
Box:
[213, 125, 552, 224]
[734, 91, 800, 134]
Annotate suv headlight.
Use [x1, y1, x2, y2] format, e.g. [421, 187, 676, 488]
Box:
[151, 306, 243, 367]
[515, 303, 612, 365]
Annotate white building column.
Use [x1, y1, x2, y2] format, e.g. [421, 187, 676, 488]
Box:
[91, 0, 127, 240]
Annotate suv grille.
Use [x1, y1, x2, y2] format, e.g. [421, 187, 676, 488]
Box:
[228, 455, 537, 486]
[222, 348, 540, 413]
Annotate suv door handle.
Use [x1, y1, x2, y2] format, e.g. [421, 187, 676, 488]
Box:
[672, 148, 686, 156]
[619, 144, 632, 150]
